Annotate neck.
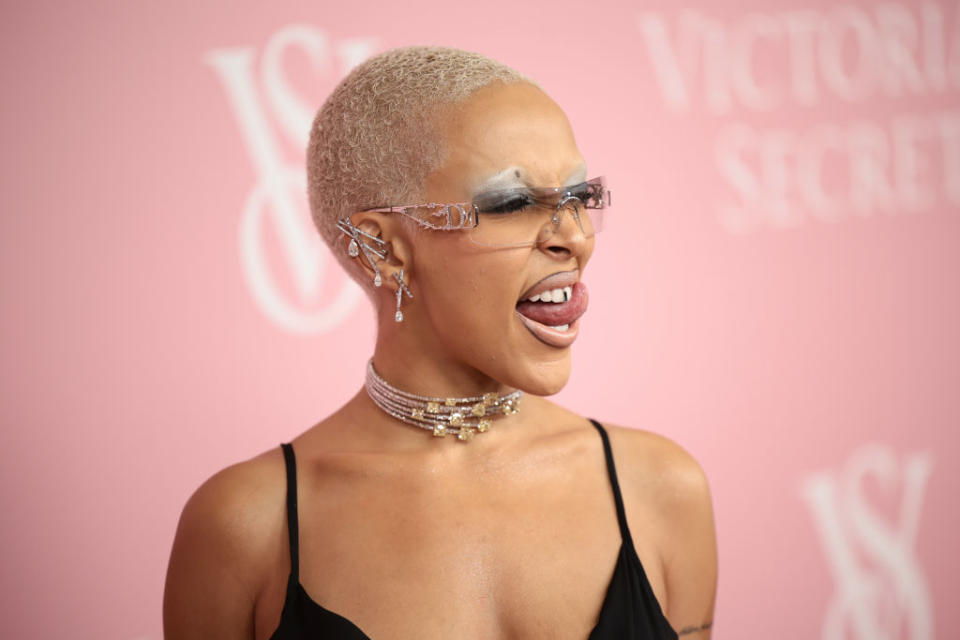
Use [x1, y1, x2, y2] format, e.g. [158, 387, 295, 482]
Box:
[371, 315, 514, 400]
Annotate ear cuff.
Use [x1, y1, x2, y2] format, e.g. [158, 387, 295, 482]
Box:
[336, 218, 388, 287]
[337, 218, 413, 323]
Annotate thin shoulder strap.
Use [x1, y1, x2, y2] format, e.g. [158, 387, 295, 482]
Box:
[588, 419, 635, 548]
[279, 442, 300, 581]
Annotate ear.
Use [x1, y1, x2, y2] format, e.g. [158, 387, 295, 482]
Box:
[346, 210, 415, 290]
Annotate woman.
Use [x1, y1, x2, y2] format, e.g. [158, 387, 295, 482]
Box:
[164, 46, 717, 639]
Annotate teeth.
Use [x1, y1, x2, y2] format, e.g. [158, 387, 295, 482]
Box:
[523, 284, 575, 303]
[548, 324, 570, 331]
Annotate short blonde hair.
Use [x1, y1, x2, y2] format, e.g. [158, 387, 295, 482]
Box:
[306, 46, 533, 285]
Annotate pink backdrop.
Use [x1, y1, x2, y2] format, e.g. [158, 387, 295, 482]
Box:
[2, 1, 958, 638]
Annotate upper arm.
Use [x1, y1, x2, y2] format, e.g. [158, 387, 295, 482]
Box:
[611, 426, 718, 637]
[163, 459, 279, 640]
[658, 450, 717, 637]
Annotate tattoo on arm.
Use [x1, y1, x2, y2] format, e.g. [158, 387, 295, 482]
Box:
[677, 621, 713, 635]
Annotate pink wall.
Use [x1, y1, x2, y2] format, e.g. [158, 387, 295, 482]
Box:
[2, 1, 957, 638]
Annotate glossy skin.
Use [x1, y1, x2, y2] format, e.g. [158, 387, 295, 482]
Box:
[163, 82, 718, 639]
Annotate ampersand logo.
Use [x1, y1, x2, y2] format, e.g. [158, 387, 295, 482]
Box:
[800, 444, 935, 639]
[205, 26, 378, 333]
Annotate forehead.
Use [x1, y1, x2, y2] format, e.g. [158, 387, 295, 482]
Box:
[426, 82, 585, 198]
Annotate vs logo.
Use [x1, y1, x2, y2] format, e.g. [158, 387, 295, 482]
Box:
[205, 26, 378, 333]
[800, 444, 934, 640]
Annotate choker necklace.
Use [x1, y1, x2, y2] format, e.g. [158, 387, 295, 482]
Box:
[364, 359, 522, 442]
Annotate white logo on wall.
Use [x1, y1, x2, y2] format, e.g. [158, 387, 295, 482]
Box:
[637, 3, 960, 232]
[205, 26, 378, 333]
[800, 444, 934, 639]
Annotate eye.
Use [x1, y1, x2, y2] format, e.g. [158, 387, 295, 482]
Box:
[478, 194, 534, 214]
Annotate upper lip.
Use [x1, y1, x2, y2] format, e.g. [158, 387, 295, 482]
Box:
[518, 269, 580, 301]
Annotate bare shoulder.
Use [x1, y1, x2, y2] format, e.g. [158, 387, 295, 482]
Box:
[600, 423, 711, 506]
[177, 447, 288, 564]
[600, 422, 717, 636]
[163, 447, 288, 639]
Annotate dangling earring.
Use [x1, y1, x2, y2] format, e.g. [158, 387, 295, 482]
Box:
[393, 269, 414, 322]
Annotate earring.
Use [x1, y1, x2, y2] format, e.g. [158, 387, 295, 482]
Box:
[393, 269, 414, 322]
[336, 218, 387, 287]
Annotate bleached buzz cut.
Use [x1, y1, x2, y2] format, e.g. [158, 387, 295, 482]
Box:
[306, 46, 534, 284]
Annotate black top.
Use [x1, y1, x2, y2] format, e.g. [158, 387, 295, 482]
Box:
[270, 419, 678, 639]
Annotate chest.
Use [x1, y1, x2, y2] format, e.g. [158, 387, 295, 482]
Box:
[257, 463, 669, 639]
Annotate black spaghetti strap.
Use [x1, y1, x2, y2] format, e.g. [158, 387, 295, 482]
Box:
[280, 443, 300, 581]
[588, 419, 635, 548]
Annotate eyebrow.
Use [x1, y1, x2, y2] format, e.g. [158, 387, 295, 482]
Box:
[564, 163, 588, 186]
[472, 163, 589, 195]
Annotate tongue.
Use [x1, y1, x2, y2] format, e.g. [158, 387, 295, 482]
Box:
[515, 282, 589, 326]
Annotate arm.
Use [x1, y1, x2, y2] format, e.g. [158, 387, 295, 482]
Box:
[659, 449, 718, 637]
[611, 426, 718, 637]
[163, 464, 268, 639]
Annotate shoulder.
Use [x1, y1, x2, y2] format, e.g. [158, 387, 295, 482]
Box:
[180, 447, 288, 534]
[163, 447, 288, 638]
[600, 422, 715, 547]
[600, 422, 712, 510]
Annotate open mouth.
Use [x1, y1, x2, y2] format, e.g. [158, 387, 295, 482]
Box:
[515, 271, 589, 347]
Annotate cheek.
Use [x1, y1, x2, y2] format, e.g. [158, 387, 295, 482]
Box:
[416, 243, 526, 337]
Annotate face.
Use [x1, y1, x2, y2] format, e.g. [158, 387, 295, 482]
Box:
[401, 82, 596, 396]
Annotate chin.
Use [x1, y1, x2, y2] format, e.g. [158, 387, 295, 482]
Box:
[509, 355, 572, 397]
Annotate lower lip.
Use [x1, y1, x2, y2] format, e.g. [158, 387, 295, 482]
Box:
[515, 313, 581, 348]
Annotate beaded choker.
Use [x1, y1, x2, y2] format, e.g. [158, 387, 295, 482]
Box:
[364, 359, 522, 442]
